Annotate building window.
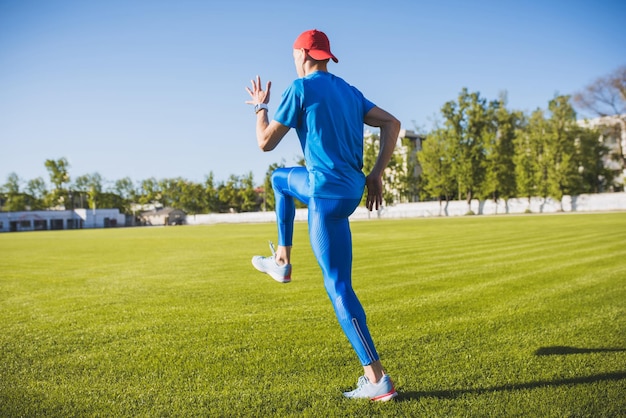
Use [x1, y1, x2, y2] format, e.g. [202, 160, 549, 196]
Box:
[50, 219, 64, 230]
[34, 220, 47, 231]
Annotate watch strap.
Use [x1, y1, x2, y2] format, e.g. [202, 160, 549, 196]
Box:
[254, 103, 269, 113]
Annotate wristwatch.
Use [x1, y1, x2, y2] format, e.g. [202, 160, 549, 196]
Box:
[254, 103, 268, 114]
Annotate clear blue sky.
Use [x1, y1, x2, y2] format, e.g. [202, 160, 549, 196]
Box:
[1, 0, 625, 189]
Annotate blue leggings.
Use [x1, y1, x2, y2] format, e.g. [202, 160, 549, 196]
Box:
[272, 166, 380, 366]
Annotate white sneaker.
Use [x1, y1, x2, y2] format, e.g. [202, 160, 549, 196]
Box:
[343, 375, 398, 401]
[251, 241, 292, 283]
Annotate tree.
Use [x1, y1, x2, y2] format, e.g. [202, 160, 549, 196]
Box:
[573, 66, 626, 117]
[157, 178, 205, 215]
[158, 177, 184, 208]
[101, 177, 135, 214]
[399, 134, 423, 203]
[574, 125, 613, 193]
[514, 96, 596, 211]
[545, 96, 582, 209]
[419, 128, 457, 214]
[573, 66, 626, 187]
[178, 180, 206, 215]
[217, 175, 239, 212]
[26, 177, 47, 210]
[204, 172, 220, 213]
[384, 144, 405, 205]
[114, 177, 137, 202]
[45, 157, 71, 208]
[521, 108, 552, 210]
[441, 88, 489, 213]
[1, 173, 27, 211]
[513, 112, 538, 211]
[97, 192, 127, 213]
[481, 95, 520, 212]
[0, 173, 47, 211]
[238, 172, 260, 212]
[74, 173, 103, 211]
[138, 177, 161, 206]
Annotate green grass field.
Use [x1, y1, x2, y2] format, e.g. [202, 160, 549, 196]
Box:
[1, 212, 625, 417]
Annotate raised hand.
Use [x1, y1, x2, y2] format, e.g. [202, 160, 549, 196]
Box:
[245, 75, 272, 106]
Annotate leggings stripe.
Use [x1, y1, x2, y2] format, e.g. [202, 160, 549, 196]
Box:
[352, 318, 376, 364]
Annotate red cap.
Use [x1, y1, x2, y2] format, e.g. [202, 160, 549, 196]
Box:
[293, 29, 338, 63]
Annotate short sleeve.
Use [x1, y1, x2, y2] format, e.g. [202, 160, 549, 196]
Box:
[273, 81, 302, 129]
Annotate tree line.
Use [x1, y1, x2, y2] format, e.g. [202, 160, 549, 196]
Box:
[418, 92, 617, 213]
[0, 160, 265, 215]
[2, 67, 624, 215]
[366, 66, 625, 211]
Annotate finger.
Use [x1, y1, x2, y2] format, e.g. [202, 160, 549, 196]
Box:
[370, 192, 379, 211]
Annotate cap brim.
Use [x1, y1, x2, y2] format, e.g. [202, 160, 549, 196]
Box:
[308, 49, 338, 63]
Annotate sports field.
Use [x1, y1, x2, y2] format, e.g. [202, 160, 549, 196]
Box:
[1, 212, 625, 417]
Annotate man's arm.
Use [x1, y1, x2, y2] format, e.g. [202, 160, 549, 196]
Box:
[363, 106, 401, 211]
[255, 113, 290, 152]
[246, 75, 290, 152]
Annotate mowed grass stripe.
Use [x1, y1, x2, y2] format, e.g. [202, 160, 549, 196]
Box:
[352, 214, 624, 283]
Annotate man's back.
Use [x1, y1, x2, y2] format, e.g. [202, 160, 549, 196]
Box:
[276, 71, 375, 198]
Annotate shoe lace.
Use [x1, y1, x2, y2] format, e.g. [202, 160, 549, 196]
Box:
[269, 240, 277, 257]
[354, 375, 369, 392]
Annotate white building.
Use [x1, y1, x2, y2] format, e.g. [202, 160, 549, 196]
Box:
[139, 207, 186, 226]
[364, 128, 425, 203]
[578, 114, 626, 190]
[0, 208, 125, 233]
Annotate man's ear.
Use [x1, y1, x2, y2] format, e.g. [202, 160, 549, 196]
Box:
[297, 48, 308, 60]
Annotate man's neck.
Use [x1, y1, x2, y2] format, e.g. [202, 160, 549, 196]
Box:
[303, 61, 328, 76]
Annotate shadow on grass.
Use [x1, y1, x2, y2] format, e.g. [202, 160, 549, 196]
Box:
[534, 346, 626, 355]
[398, 371, 626, 401]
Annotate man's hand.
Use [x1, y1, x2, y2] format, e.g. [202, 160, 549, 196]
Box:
[244, 74, 289, 151]
[245, 75, 271, 105]
[365, 174, 383, 211]
[363, 106, 400, 211]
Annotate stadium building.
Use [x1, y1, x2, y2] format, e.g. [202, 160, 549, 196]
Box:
[0, 208, 125, 233]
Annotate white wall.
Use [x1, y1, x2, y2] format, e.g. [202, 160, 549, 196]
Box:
[74, 209, 126, 228]
[185, 192, 626, 225]
[3, 193, 623, 232]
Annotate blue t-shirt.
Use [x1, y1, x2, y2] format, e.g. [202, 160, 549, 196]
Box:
[273, 71, 376, 199]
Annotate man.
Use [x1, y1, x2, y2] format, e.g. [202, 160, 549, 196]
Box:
[245, 29, 400, 401]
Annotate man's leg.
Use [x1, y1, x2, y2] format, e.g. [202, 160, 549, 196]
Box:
[270, 167, 309, 264]
[251, 167, 309, 282]
[308, 198, 385, 380]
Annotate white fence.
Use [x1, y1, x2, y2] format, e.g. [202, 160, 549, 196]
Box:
[185, 192, 626, 225]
